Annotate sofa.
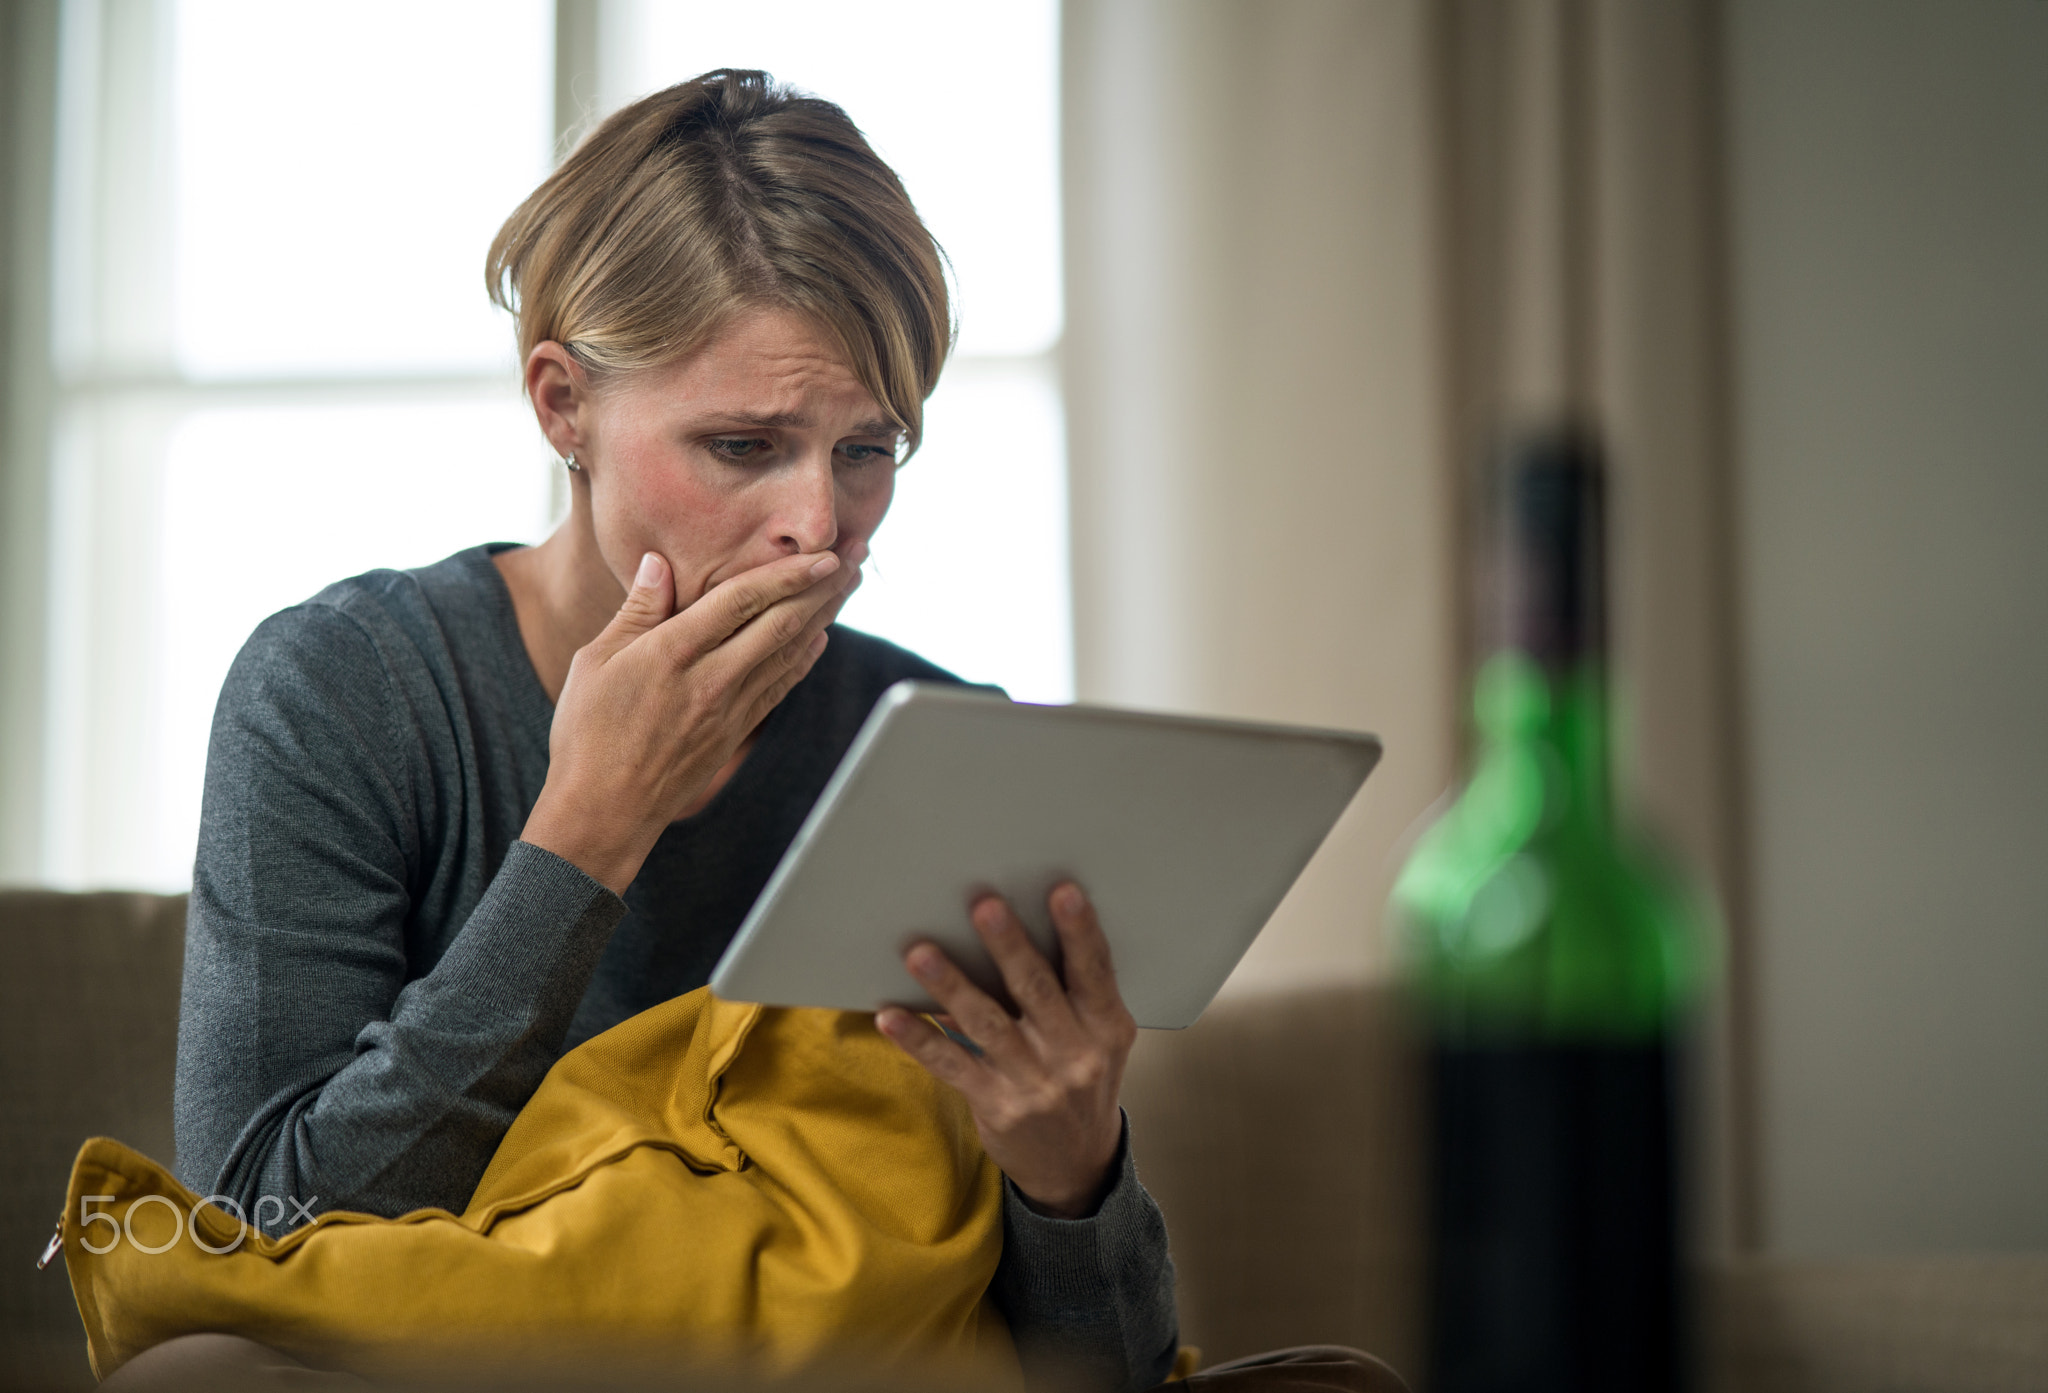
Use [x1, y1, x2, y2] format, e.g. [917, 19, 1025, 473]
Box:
[2, 890, 2043, 1391]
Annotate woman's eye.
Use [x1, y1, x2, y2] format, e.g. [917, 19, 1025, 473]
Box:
[709, 438, 769, 461]
[838, 443, 898, 465]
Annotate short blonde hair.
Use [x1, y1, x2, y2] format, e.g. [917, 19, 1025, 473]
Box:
[487, 70, 953, 452]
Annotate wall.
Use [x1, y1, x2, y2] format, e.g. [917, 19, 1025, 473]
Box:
[1727, 0, 2048, 1254]
[1062, 0, 1458, 993]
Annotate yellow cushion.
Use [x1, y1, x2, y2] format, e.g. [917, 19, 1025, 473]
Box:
[59, 988, 1016, 1385]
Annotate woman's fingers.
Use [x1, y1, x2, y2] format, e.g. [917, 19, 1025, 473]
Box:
[903, 941, 1023, 1062]
[971, 896, 1083, 1045]
[1048, 883, 1134, 1031]
[891, 895, 1133, 1221]
[741, 629, 830, 731]
[672, 550, 843, 660]
[582, 550, 677, 662]
[730, 569, 856, 714]
[716, 561, 858, 713]
[874, 1008, 989, 1096]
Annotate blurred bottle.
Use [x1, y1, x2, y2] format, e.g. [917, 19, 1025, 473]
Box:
[1390, 429, 1709, 1393]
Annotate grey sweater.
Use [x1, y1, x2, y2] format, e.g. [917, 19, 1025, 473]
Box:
[174, 543, 1178, 1391]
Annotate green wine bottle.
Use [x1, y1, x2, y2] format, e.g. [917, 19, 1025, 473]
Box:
[1390, 430, 1709, 1393]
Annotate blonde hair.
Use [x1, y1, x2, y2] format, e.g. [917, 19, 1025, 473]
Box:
[487, 70, 953, 453]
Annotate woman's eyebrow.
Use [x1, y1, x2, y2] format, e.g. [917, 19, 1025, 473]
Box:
[700, 410, 897, 438]
[705, 410, 808, 430]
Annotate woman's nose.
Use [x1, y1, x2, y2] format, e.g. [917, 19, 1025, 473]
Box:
[771, 457, 839, 556]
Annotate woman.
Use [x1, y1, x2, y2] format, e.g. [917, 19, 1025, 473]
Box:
[154, 71, 1401, 1393]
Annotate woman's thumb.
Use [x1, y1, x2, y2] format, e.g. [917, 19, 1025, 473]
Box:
[608, 551, 675, 640]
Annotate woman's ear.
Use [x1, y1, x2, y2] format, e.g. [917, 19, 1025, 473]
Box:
[526, 341, 589, 460]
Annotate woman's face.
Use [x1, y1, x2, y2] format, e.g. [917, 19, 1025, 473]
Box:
[561, 305, 899, 608]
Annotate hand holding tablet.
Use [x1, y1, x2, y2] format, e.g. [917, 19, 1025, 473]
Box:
[875, 881, 1135, 1219]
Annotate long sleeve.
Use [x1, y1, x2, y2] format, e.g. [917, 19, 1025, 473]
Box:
[992, 1111, 1181, 1393]
[174, 602, 625, 1232]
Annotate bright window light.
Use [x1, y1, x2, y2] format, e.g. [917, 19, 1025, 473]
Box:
[173, 0, 553, 377]
[847, 365, 1070, 701]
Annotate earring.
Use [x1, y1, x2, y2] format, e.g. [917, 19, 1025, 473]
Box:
[563, 452, 581, 472]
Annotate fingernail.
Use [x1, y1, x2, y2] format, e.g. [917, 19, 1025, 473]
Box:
[808, 630, 829, 657]
[1056, 884, 1086, 917]
[907, 947, 940, 979]
[808, 553, 840, 579]
[635, 552, 662, 588]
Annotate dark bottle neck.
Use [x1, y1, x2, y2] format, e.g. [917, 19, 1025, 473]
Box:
[1498, 431, 1608, 669]
[1489, 432, 1613, 823]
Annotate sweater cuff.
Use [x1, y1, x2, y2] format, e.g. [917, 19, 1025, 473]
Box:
[432, 839, 627, 1005]
[501, 838, 627, 925]
[995, 1109, 1179, 1391]
[998, 1109, 1145, 1291]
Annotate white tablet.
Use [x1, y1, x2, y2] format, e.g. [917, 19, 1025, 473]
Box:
[709, 682, 1381, 1029]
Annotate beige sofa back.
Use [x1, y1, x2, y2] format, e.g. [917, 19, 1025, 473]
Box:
[1, 891, 187, 1390]
[1121, 984, 1425, 1372]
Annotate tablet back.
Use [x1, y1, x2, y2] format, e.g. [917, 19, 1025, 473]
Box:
[710, 682, 1382, 1029]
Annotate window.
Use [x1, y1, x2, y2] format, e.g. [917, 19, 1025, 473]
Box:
[35, 0, 1067, 891]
